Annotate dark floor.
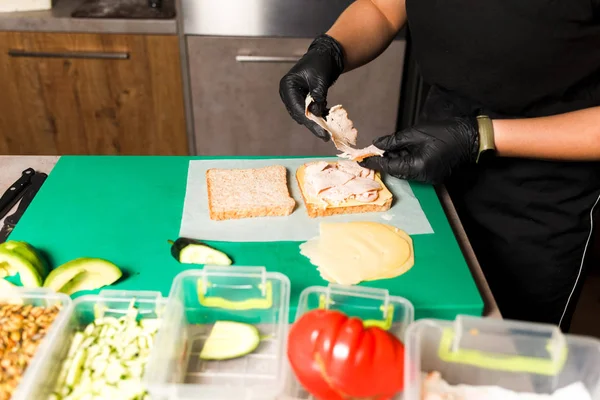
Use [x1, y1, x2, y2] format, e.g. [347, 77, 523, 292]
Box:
[568, 222, 600, 337]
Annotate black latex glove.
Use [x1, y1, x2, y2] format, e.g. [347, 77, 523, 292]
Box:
[360, 117, 480, 185]
[279, 34, 345, 141]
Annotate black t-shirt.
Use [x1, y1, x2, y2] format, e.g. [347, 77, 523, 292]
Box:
[404, 0, 600, 312]
[406, 0, 600, 118]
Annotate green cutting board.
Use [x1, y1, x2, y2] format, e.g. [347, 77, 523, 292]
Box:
[8, 156, 483, 322]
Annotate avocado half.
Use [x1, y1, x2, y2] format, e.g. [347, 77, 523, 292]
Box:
[43, 258, 122, 295]
[0, 240, 48, 287]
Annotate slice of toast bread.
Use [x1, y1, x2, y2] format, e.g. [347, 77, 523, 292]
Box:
[206, 165, 296, 221]
[296, 163, 393, 218]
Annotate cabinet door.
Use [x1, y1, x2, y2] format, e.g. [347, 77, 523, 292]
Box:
[0, 32, 188, 155]
[187, 37, 405, 156]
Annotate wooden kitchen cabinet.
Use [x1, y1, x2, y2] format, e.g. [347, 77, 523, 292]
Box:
[186, 37, 405, 156]
[0, 32, 188, 155]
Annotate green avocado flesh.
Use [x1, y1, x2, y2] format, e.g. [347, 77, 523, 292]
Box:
[0, 241, 49, 287]
[0, 279, 16, 289]
[0, 248, 43, 287]
[43, 258, 122, 295]
[1, 241, 49, 278]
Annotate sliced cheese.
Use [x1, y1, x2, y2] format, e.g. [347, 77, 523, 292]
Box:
[300, 221, 414, 285]
[297, 163, 393, 209]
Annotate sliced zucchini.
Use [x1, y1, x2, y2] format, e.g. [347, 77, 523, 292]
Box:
[199, 321, 260, 360]
[170, 238, 232, 266]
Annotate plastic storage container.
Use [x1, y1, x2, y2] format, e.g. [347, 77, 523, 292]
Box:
[144, 266, 291, 400]
[404, 315, 600, 399]
[282, 284, 415, 400]
[17, 289, 168, 400]
[1, 287, 72, 400]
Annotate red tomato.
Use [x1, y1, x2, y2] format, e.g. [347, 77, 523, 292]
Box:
[287, 309, 405, 400]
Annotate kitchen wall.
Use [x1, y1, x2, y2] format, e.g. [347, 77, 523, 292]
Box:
[0, 0, 407, 156]
[179, 0, 407, 156]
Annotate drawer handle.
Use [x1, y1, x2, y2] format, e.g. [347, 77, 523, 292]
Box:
[8, 49, 130, 60]
[235, 55, 300, 63]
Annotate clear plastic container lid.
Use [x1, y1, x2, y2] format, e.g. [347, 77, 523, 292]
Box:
[144, 266, 291, 400]
[16, 289, 168, 400]
[1, 287, 72, 400]
[404, 315, 600, 399]
[283, 284, 415, 400]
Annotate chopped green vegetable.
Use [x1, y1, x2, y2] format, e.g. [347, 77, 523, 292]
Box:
[200, 321, 261, 360]
[50, 303, 160, 400]
[43, 258, 122, 295]
[170, 238, 232, 265]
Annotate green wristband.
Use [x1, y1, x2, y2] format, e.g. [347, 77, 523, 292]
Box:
[476, 115, 496, 163]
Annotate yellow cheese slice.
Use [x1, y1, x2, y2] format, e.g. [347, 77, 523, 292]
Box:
[300, 221, 414, 285]
[367, 225, 415, 280]
[297, 163, 393, 209]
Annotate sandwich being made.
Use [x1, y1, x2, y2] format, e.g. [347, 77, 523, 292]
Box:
[206, 165, 295, 221]
[296, 160, 393, 218]
[304, 94, 385, 162]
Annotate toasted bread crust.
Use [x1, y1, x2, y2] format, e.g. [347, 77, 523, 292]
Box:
[207, 204, 296, 221]
[206, 166, 295, 221]
[295, 167, 392, 218]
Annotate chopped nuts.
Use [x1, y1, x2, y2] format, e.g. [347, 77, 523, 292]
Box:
[0, 303, 61, 400]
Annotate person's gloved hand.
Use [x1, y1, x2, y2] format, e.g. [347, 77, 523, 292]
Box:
[360, 117, 480, 185]
[279, 34, 345, 141]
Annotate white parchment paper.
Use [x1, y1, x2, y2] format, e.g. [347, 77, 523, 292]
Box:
[179, 158, 434, 242]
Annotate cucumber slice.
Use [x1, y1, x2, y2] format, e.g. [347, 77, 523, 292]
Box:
[199, 321, 260, 360]
[180, 244, 232, 265]
[170, 238, 232, 266]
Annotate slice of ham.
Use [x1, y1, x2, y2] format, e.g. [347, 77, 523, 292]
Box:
[305, 167, 355, 195]
[356, 190, 380, 203]
[303, 161, 383, 205]
[340, 176, 382, 193]
[336, 159, 375, 179]
[319, 186, 379, 205]
[334, 176, 381, 203]
[304, 94, 385, 162]
[304, 161, 329, 175]
[319, 176, 381, 205]
[318, 186, 353, 204]
[339, 145, 386, 162]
